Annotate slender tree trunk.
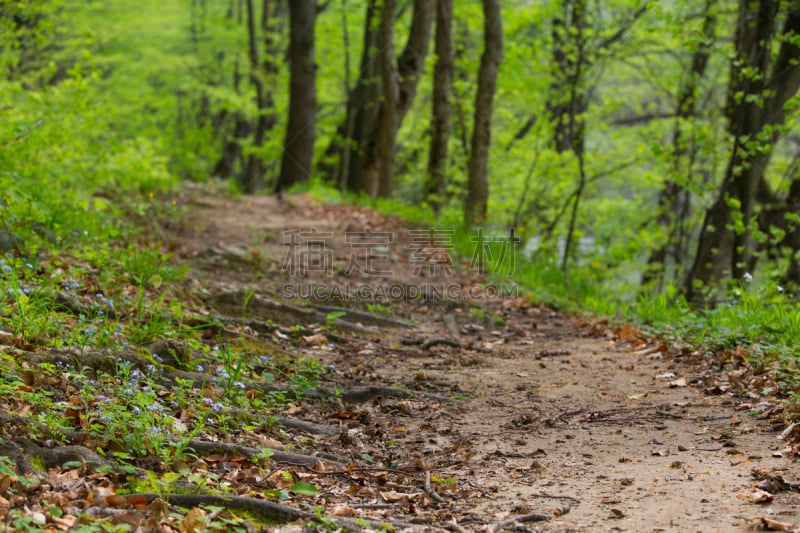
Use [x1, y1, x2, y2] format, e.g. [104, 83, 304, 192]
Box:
[684, 1, 800, 302]
[394, 0, 434, 129]
[375, 0, 396, 198]
[464, 0, 503, 225]
[240, 0, 267, 193]
[547, 0, 587, 156]
[425, 0, 454, 213]
[643, 0, 715, 290]
[277, 0, 317, 192]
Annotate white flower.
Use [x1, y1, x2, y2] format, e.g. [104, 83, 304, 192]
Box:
[743, 272, 753, 283]
[777, 285, 784, 293]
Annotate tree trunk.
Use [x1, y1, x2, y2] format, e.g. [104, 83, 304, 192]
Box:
[684, 0, 800, 302]
[547, 0, 587, 156]
[240, 0, 267, 193]
[642, 0, 715, 290]
[464, 0, 503, 225]
[424, 0, 454, 213]
[322, 0, 433, 197]
[343, 0, 380, 194]
[394, 0, 434, 129]
[276, 0, 317, 192]
[375, 0, 396, 198]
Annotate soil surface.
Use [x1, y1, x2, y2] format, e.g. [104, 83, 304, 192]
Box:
[170, 187, 800, 532]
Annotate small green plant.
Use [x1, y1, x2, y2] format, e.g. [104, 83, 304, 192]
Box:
[325, 310, 346, 328]
[366, 303, 393, 316]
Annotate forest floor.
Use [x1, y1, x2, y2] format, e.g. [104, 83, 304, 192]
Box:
[2, 185, 800, 532]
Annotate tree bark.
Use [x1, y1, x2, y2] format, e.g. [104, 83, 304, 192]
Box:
[276, 0, 317, 193]
[375, 0, 396, 198]
[684, 0, 800, 302]
[394, 0, 434, 129]
[464, 0, 503, 225]
[240, 0, 267, 193]
[424, 0, 454, 213]
[547, 0, 587, 156]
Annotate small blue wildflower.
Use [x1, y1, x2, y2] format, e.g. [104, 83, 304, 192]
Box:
[212, 402, 224, 413]
[147, 404, 160, 412]
[328, 364, 336, 370]
[233, 381, 245, 389]
[96, 293, 103, 299]
[130, 369, 141, 380]
[2, 265, 11, 272]
[131, 406, 141, 414]
[327, 343, 335, 349]
[219, 369, 230, 379]
[25, 263, 32, 269]
[152, 353, 163, 363]
[195, 364, 204, 372]
[202, 397, 213, 406]
[146, 364, 155, 372]
[21, 288, 29, 295]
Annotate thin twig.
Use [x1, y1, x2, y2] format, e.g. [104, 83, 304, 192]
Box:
[424, 470, 445, 503]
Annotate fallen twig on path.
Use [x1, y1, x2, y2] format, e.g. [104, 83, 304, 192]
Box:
[442, 314, 461, 339]
[424, 470, 446, 503]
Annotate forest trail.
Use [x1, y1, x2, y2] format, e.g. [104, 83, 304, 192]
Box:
[168, 186, 800, 532]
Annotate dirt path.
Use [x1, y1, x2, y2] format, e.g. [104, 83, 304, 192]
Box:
[173, 188, 800, 531]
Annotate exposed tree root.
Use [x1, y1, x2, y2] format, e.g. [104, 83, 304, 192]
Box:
[421, 338, 462, 350]
[274, 415, 340, 436]
[309, 304, 416, 328]
[0, 437, 118, 476]
[184, 439, 348, 468]
[203, 291, 380, 334]
[124, 493, 411, 531]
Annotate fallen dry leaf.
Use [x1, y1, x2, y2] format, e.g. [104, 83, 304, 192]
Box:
[759, 516, 794, 531]
[743, 489, 775, 504]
